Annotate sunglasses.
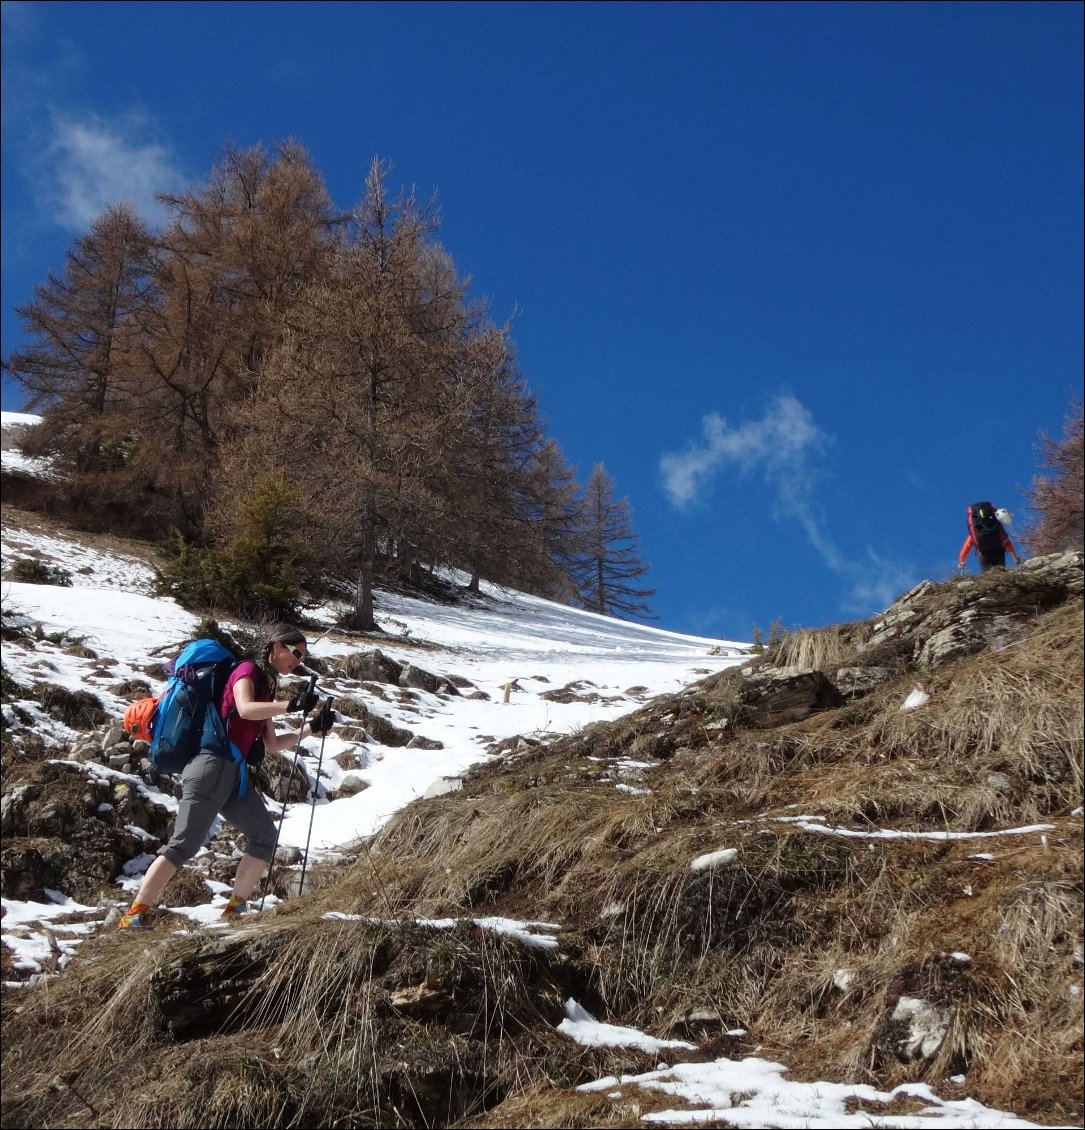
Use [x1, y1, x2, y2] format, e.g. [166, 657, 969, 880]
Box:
[281, 643, 306, 661]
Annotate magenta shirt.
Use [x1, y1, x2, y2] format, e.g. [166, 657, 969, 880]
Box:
[220, 661, 269, 759]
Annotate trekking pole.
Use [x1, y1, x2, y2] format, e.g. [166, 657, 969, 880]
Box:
[298, 696, 335, 898]
[259, 674, 316, 912]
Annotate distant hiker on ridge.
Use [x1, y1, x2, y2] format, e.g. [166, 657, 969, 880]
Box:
[959, 502, 1021, 573]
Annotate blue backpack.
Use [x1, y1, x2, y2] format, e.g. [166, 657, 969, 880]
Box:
[149, 639, 251, 796]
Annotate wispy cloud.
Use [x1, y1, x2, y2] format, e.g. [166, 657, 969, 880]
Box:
[660, 394, 829, 509]
[841, 550, 920, 617]
[45, 114, 182, 230]
[4, 7, 186, 233]
[660, 396, 919, 616]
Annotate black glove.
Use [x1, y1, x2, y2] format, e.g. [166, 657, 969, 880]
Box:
[247, 736, 266, 768]
[288, 688, 320, 715]
[309, 702, 337, 735]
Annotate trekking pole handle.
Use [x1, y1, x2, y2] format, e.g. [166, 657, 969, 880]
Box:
[301, 674, 317, 716]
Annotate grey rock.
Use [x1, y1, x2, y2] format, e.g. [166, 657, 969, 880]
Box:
[337, 773, 370, 797]
[917, 612, 1022, 669]
[101, 725, 125, 751]
[407, 735, 444, 751]
[333, 648, 402, 685]
[834, 666, 890, 699]
[400, 663, 439, 694]
[739, 666, 843, 727]
[0, 795, 18, 836]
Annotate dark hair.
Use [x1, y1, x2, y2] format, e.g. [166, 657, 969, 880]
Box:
[259, 623, 307, 695]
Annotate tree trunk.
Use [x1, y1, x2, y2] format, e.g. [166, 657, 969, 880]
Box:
[345, 513, 379, 631]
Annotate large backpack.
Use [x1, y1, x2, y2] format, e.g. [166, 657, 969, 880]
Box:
[968, 501, 1004, 556]
[146, 639, 251, 792]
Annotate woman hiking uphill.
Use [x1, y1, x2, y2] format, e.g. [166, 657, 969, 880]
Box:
[118, 625, 335, 929]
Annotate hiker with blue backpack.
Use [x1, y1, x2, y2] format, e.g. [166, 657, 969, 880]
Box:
[958, 502, 1021, 573]
[118, 625, 335, 929]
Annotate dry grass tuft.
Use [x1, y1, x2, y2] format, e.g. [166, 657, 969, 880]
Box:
[756, 620, 873, 674]
[32, 681, 109, 730]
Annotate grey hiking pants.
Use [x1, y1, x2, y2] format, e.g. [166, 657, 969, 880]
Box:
[158, 751, 277, 868]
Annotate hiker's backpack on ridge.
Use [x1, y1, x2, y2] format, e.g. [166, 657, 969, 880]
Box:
[968, 501, 1004, 556]
[149, 639, 239, 776]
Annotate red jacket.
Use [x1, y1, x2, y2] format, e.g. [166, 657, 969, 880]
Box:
[959, 529, 1018, 567]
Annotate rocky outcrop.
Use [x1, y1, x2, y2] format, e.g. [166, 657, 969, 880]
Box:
[871, 551, 1082, 670]
[334, 647, 404, 684]
[332, 648, 460, 696]
[737, 666, 844, 727]
[544, 552, 1084, 772]
[0, 753, 175, 903]
[745, 552, 1084, 713]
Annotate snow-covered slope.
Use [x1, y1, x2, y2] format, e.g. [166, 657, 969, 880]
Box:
[1, 503, 748, 939]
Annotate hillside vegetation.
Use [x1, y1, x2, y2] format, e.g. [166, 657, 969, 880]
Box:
[2, 146, 655, 623]
[1, 548, 1081, 1129]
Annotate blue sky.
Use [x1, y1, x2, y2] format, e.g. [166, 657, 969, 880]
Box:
[2, 1, 1082, 640]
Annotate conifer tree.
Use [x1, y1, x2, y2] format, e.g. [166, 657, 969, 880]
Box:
[132, 143, 337, 535]
[239, 159, 452, 629]
[520, 438, 586, 599]
[573, 463, 655, 619]
[156, 141, 338, 398]
[5, 142, 624, 618]
[4, 205, 153, 479]
[442, 324, 555, 593]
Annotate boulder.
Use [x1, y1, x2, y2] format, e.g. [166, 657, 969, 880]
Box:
[885, 996, 951, 1062]
[917, 611, 1023, 668]
[400, 663, 439, 694]
[738, 666, 843, 727]
[422, 777, 463, 799]
[333, 648, 402, 685]
[407, 735, 444, 751]
[337, 773, 370, 797]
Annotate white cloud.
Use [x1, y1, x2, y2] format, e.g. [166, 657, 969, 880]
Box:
[660, 396, 920, 616]
[46, 114, 182, 230]
[660, 395, 828, 512]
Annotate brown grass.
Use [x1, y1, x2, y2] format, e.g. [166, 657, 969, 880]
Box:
[2, 590, 1082, 1128]
[756, 620, 873, 674]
